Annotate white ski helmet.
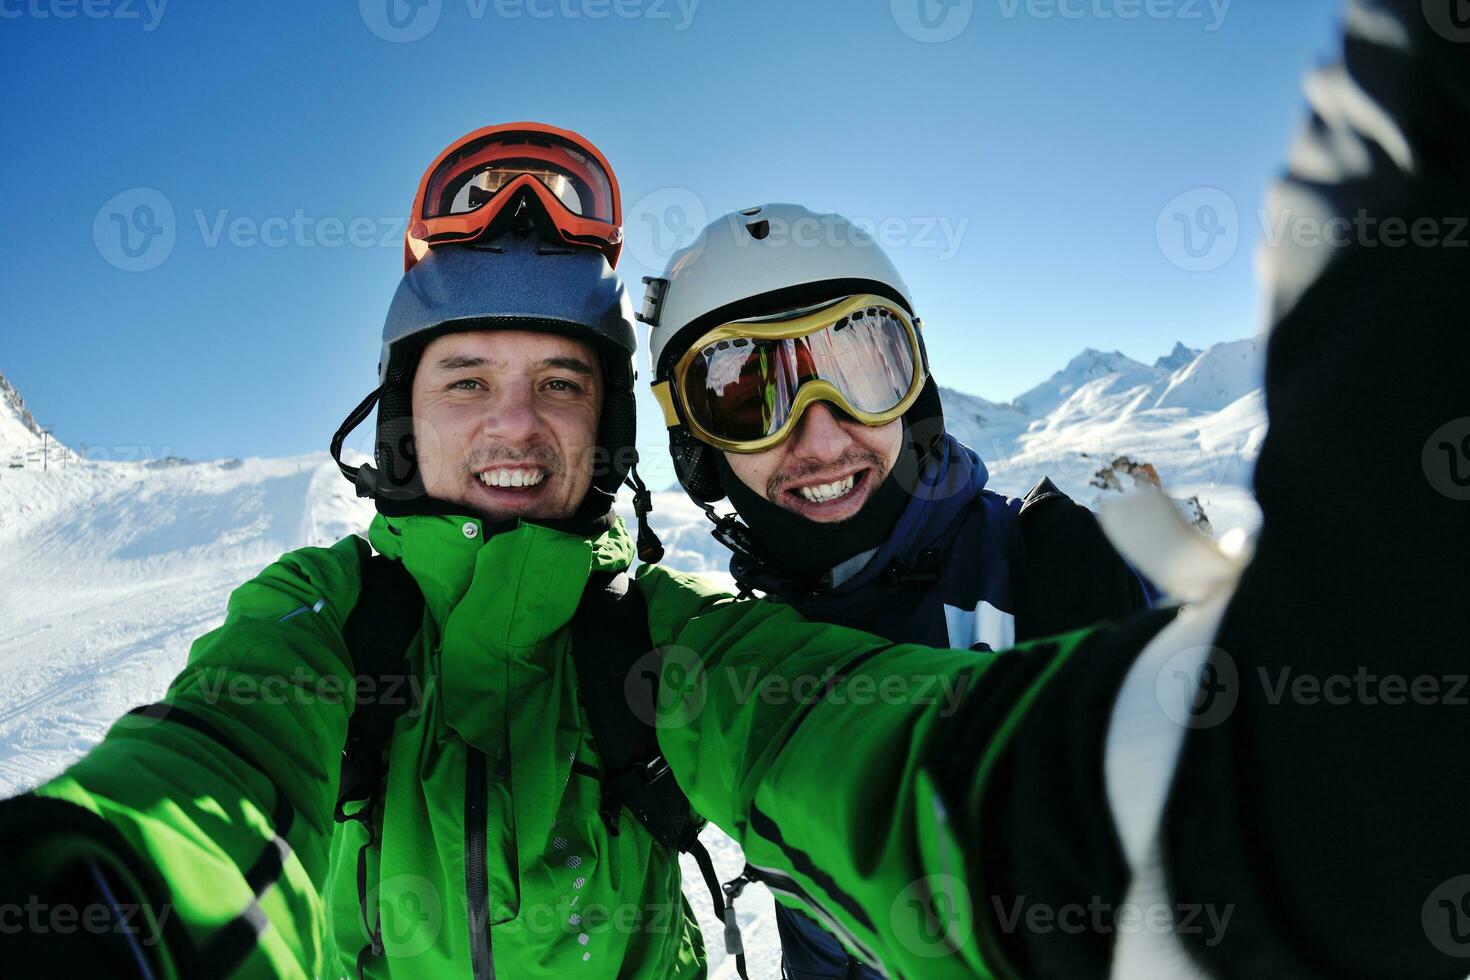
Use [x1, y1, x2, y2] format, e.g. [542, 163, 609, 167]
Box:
[639, 203, 942, 502]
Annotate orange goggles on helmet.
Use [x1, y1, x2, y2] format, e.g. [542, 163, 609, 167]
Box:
[404, 122, 623, 272]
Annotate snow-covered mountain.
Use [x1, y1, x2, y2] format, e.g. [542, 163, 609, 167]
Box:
[0, 340, 1266, 977]
[0, 370, 48, 461]
[1153, 341, 1203, 373]
[1153, 338, 1260, 413]
[928, 336, 1266, 537]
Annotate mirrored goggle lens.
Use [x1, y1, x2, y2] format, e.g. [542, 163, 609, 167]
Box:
[422, 132, 614, 222]
[448, 164, 582, 216]
[680, 306, 918, 445]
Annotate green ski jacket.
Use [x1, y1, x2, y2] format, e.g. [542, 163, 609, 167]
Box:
[5, 512, 741, 978]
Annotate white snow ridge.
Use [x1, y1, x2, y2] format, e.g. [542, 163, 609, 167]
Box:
[939, 338, 1266, 536]
[0, 370, 48, 462]
[0, 340, 1266, 977]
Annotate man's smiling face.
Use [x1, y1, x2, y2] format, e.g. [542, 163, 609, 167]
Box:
[410, 329, 603, 522]
[720, 402, 903, 523]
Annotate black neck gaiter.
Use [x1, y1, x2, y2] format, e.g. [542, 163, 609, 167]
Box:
[713, 425, 923, 582]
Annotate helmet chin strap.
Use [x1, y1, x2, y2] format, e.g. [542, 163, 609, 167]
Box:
[695, 498, 781, 575]
[622, 456, 666, 565]
[330, 385, 384, 498]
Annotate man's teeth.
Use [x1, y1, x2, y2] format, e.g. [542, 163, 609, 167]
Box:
[479, 468, 546, 489]
[797, 474, 857, 504]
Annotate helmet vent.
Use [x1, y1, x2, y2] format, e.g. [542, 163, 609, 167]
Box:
[739, 206, 763, 216]
[745, 219, 771, 241]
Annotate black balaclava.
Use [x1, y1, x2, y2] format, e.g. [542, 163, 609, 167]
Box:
[713, 417, 925, 582]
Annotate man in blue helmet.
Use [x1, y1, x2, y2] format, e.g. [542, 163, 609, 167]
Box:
[641, 205, 1152, 977]
[0, 128, 943, 979]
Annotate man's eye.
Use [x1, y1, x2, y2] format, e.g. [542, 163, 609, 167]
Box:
[449, 379, 482, 391]
[543, 379, 581, 394]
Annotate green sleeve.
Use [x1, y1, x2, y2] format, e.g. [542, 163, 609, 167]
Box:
[656, 595, 1092, 979]
[2, 534, 365, 979]
[633, 562, 733, 647]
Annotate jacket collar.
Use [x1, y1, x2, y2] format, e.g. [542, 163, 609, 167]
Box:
[367, 510, 634, 754]
[731, 434, 989, 601]
[368, 510, 633, 631]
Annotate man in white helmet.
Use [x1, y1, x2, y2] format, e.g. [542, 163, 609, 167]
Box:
[641, 205, 1152, 978]
[643, 2, 1470, 977]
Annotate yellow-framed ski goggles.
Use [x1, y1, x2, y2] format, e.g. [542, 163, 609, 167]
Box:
[651, 294, 926, 454]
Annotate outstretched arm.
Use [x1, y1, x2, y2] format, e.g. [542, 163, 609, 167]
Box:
[1155, 1, 1470, 975]
[0, 537, 364, 977]
[661, 4, 1470, 978]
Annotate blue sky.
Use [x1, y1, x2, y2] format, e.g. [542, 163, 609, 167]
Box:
[0, 0, 1344, 472]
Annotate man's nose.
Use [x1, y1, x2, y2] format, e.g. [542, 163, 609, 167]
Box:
[479, 382, 541, 444]
[786, 402, 854, 462]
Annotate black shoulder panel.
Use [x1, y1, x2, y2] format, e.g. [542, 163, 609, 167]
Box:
[1008, 479, 1149, 642]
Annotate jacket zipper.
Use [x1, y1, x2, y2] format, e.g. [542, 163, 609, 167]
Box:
[740, 862, 889, 978]
[465, 747, 494, 978]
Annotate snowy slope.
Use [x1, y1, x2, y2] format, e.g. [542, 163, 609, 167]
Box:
[0, 370, 47, 463]
[0, 452, 374, 785]
[0, 340, 1266, 976]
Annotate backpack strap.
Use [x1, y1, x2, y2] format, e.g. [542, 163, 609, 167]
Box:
[569, 571, 696, 851]
[335, 537, 425, 977]
[336, 537, 425, 820]
[570, 575, 752, 979]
